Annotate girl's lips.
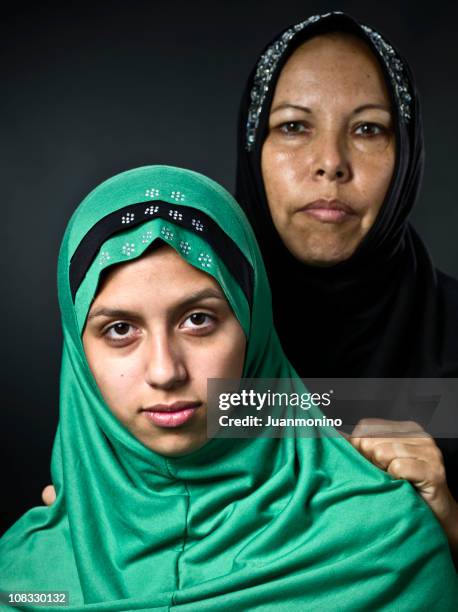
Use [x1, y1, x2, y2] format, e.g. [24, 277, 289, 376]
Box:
[143, 406, 200, 428]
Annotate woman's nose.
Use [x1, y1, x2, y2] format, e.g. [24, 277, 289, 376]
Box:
[310, 130, 351, 182]
[144, 333, 188, 390]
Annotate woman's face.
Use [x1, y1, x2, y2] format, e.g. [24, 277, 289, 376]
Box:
[83, 244, 246, 457]
[261, 33, 395, 266]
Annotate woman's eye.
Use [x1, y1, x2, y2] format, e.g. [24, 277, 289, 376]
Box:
[279, 121, 309, 135]
[354, 122, 387, 137]
[181, 312, 215, 332]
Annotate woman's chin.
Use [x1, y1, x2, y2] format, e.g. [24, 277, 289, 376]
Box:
[276, 223, 363, 267]
[287, 239, 359, 267]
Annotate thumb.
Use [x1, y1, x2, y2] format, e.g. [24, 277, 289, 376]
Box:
[42, 484, 56, 506]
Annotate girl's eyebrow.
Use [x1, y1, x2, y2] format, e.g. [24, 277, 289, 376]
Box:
[87, 288, 226, 321]
[175, 288, 226, 311]
[87, 308, 142, 321]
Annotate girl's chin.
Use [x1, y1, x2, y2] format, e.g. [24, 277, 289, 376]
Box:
[139, 434, 208, 457]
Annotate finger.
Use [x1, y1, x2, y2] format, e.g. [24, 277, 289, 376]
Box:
[358, 436, 442, 459]
[368, 442, 443, 470]
[387, 457, 446, 489]
[350, 432, 434, 452]
[353, 436, 425, 449]
[351, 419, 428, 438]
[387, 458, 454, 522]
[42, 484, 56, 506]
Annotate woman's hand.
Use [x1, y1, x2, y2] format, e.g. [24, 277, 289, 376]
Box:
[350, 418, 458, 566]
[42, 485, 56, 506]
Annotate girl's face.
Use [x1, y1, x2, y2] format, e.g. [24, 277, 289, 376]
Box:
[82, 245, 246, 457]
[261, 33, 395, 266]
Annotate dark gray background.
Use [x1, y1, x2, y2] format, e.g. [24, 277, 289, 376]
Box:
[2, 0, 457, 533]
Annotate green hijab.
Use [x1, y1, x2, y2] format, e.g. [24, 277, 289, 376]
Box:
[1, 166, 456, 611]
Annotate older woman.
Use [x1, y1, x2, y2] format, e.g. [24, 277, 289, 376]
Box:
[236, 11, 458, 556]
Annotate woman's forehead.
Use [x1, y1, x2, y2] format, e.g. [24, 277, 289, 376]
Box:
[274, 33, 389, 104]
[295, 31, 373, 55]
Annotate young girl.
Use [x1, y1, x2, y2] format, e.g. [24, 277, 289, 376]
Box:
[1, 165, 456, 610]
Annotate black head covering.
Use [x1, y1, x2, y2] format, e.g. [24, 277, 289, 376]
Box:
[235, 12, 458, 491]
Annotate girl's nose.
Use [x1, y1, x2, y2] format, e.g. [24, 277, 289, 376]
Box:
[144, 332, 188, 390]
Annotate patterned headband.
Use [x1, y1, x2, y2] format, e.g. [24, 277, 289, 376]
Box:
[245, 11, 412, 151]
[70, 200, 254, 306]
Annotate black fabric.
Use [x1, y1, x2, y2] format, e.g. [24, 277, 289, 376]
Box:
[70, 201, 253, 306]
[235, 12, 458, 498]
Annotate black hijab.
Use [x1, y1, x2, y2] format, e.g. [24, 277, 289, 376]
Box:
[235, 12, 458, 492]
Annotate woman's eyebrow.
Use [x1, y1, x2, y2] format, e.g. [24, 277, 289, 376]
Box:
[270, 103, 312, 114]
[352, 103, 391, 115]
[270, 103, 391, 116]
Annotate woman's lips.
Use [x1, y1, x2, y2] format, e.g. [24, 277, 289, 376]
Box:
[299, 199, 356, 223]
[142, 402, 201, 428]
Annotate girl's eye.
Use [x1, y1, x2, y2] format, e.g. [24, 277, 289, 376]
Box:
[104, 322, 138, 343]
[279, 121, 309, 135]
[181, 312, 215, 332]
[354, 122, 387, 137]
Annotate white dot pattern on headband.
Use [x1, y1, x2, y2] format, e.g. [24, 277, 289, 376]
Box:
[141, 231, 153, 244]
[121, 212, 135, 224]
[144, 205, 159, 215]
[198, 252, 212, 268]
[145, 188, 160, 198]
[168, 209, 183, 221]
[121, 243, 136, 256]
[191, 218, 204, 232]
[179, 240, 191, 255]
[161, 226, 174, 241]
[99, 251, 111, 266]
[170, 190, 185, 202]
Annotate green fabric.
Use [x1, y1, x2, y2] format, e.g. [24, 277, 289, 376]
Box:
[1, 165, 456, 611]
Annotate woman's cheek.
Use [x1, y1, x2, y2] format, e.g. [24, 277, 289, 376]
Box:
[368, 146, 395, 184]
[354, 150, 394, 216]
